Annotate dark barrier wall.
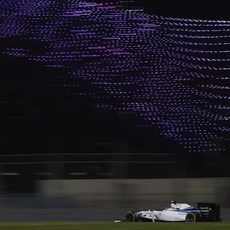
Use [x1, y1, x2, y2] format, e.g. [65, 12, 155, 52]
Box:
[0, 178, 230, 221]
[37, 178, 230, 209]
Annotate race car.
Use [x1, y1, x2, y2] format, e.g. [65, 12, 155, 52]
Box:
[115, 201, 221, 222]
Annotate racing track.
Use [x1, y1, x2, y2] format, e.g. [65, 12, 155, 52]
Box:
[0, 208, 230, 222]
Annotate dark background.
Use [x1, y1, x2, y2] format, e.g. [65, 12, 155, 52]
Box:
[0, 0, 229, 193]
[1, 0, 229, 154]
[132, 1, 230, 20]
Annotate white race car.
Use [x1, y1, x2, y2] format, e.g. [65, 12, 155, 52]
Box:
[115, 201, 221, 222]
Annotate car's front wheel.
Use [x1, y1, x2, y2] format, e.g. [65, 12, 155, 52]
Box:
[125, 211, 137, 222]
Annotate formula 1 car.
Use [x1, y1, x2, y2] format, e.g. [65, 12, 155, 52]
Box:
[115, 202, 221, 222]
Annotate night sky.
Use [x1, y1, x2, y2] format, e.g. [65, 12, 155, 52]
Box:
[0, 1, 229, 193]
[0, 0, 229, 155]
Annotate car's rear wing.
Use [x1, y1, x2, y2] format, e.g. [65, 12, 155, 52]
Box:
[197, 203, 221, 222]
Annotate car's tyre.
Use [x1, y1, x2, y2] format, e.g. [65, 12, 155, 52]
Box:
[125, 211, 136, 222]
[186, 213, 196, 222]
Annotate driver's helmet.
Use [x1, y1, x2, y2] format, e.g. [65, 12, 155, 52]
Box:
[171, 200, 177, 204]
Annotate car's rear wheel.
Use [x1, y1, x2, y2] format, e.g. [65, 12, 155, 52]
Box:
[186, 213, 196, 222]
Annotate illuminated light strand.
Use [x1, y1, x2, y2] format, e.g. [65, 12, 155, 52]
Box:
[0, 0, 229, 153]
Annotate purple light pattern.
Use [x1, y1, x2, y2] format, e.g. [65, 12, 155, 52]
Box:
[0, 0, 229, 153]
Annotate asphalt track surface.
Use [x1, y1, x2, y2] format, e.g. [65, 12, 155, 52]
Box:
[0, 209, 229, 222]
